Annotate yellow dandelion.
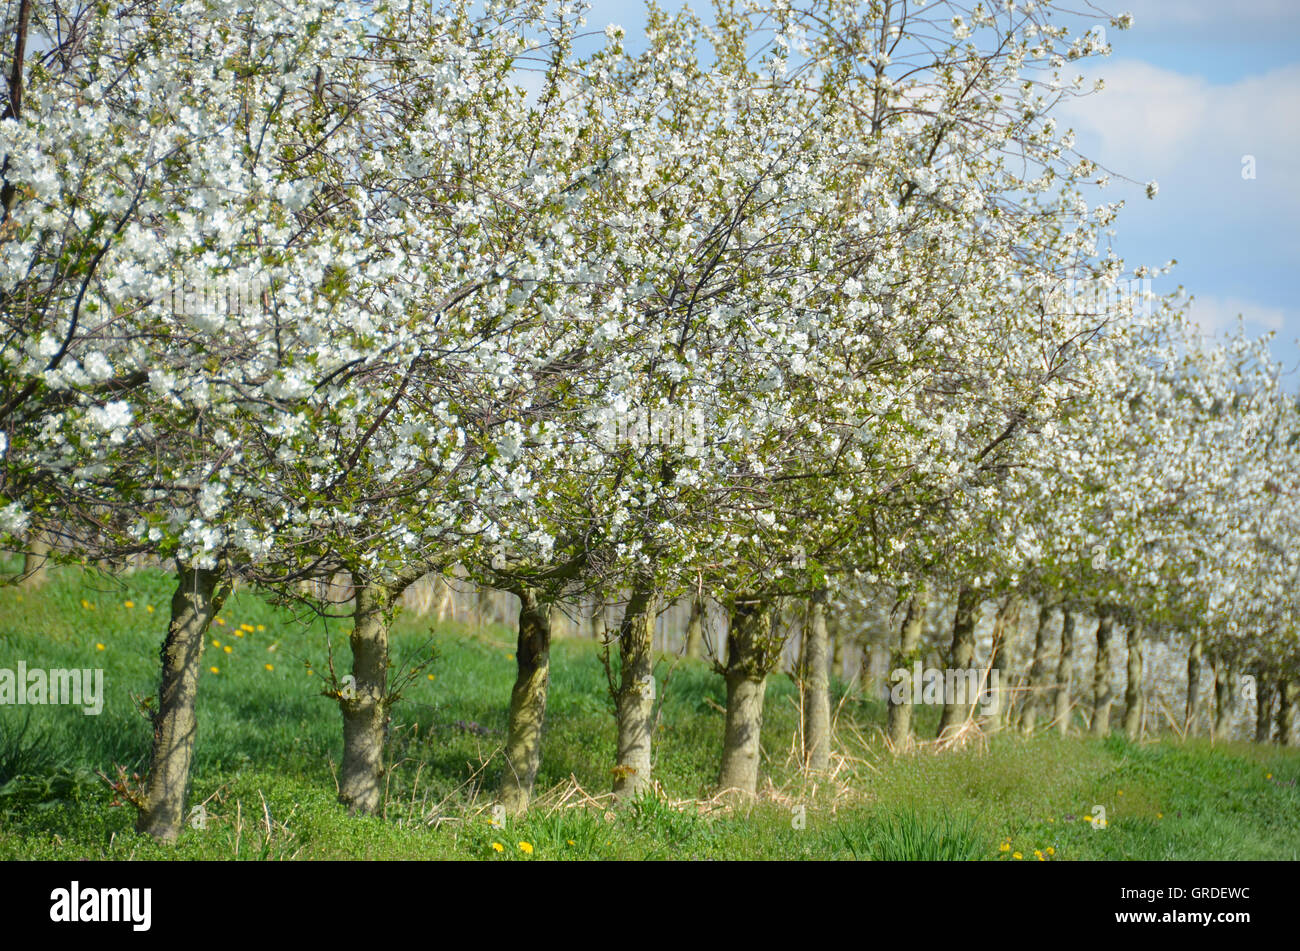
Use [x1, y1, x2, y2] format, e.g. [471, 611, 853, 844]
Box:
[518, 841, 533, 854]
[1048, 817, 1055, 823]
[566, 839, 576, 846]
[146, 605, 154, 613]
[1046, 847, 1055, 856]
[95, 643, 105, 651]
[1157, 812, 1163, 819]
[213, 639, 221, 647]
[1266, 773, 1272, 780]
[1034, 850, 1044, 861]
[256, 624, 265, 632]
[306, 669, 314, 676]
[80, 599, 92, 610]
[223, 645, 232, 654]
[999, 842, 1010, 852]
[427, 674, 435, 681]
[241, 623, 255, 633]
[1117, 789, 1124, 796]
[209, 666, 219, 674]
[265, 664, 274, 672]
[491, 842, 504, 853]
[215, 617, 225, 625]
[506, 653, 514, 661]
[124, 600, 134, 609]
[1012, 852, 1023, 860]
[235, 631, 244, 638]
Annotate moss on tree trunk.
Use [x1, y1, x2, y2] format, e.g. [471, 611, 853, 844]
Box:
[799, 588, 831, 771]
[988, 595, 1020, 731]
[937, 585, 979, 739]
[1254, 671, 1275, 743]
[1018, 603, 1052, 736]
[1186, 631, 1204, 736]
[338, 582, 394, 815]
[1090, 612, 1114, 737]
[684, 596, 705, 659]
[614, 585, 659, 798]
[1123, 621, 1144, 741]
[1053, 608, 1076, 737]
[1213, 661, 1235, 741]
[1276, 679, 1297, 746]
[717, 598, 777, 795]
[136, 564, 227, 842]
[499, 588, 551, 814]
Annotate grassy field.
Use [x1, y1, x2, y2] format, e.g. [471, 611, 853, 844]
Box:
[1, 565, 1297, 861]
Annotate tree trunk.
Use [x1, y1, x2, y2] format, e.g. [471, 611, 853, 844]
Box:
[800, 589, 831, 771]
[1254, 672, 1275, 743]
[1018, 602, 1052, 736]
[20, 530, 50, 588]
[1053, 608, 1076, 737]
[499, 588, 552, 814]
[717, 598, 776, 795]
[1090, 612, 1114, 737]
[684, 596, 705, 659]
[937, 586, 980, 739]
[337, 582, 395, 815]
[1276, 679, 1297, 746]
[1212, 661, 1235, 742]
[1185, 631, 1204, 736]
[887, 589, 928, 748]
[614, 585, 659, 798]
[136, 564, 227, 841]
[1123, 621, 1144, 741]
[830, 622, 844, 683]
[988, 595, 1020, 731]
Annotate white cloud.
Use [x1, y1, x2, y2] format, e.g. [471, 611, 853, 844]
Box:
[1057, 60, 1300, 201]
[1183, 293, 1288, 338]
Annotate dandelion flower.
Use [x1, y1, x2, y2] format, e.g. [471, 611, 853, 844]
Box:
[567, 839, 576, 846]
[80, 599, 92, 610]
[213, 639, 221, 647]
[223, 645, 232, 654]
[1034, 850, 1044, 861]
[1046, 847, 1055, 856]
[241, 624, 255, 633]
[265, 664, 274, 672]
[96, 643, 105, 651]
[999, 842, 1010, 852]
[1013, 852, 1023, 860]
[146, 605, 154, 614]
[427, 674, 435, 681]
[215, 617, 225, 626]
[124, 600, 134, 609]
[491, 842, 504, 853]
[256, 624, 265, 632]
[209, 666, 219, 674]
[518, 842, 533, 854]
[1157, 812, 1163, 819]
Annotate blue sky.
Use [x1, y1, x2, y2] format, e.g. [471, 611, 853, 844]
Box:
[588, 0, 1300, 383]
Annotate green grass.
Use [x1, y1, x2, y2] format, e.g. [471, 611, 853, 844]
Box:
[1, 564, 1298, 860]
